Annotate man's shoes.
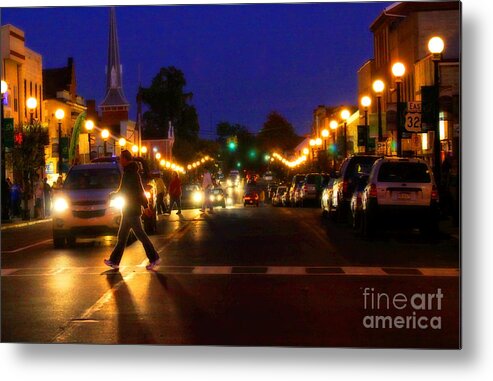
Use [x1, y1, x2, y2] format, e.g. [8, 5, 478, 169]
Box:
[176, 211, 182, 215]
[104, 259, 119, 270]
[146, 257, 161, 271]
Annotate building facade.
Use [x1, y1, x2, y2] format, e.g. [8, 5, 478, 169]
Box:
[1, 24, 44, 181]
[359, 1, 460, 160]
[43, 57, 86, 182]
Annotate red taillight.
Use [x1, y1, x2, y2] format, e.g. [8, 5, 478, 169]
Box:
[342, 180, 348, 194]
[431, 185, 439, 201]
[369, 184, 377, 198]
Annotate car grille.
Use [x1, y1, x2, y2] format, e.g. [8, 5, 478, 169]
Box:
[72, 210, 106, 219]
[71, 200, 107, 206]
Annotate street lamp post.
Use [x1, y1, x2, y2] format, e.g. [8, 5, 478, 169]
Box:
[55, 109, 65, 177]
[85, 120, 94, 162]
[101, 129, 110, 156]
[392, 62, 406, 156]
[341, 109, 350, 158]
[329, 120, 338, 168]
[1, 80, 8, 221]
[428, 36, 445, 188]
[361, 96, 372, 152]
[27, 97, 37, 125]
[372, 80, 385, 143]
[309, 139, 316, 166]
[321, 129, 329, 151]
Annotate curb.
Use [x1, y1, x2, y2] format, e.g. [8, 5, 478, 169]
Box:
[1, 218, 52, 231]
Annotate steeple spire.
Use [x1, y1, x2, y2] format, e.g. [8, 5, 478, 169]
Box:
[100, 7, 129, 109]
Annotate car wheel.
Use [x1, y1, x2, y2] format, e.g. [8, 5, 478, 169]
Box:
[53, 234, 65, 249]
[244, 202, 247, 207]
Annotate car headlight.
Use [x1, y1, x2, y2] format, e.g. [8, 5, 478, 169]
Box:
[109, 196, 126, 210]
[53, 197, 69, 212]
[193, 191, 203, 203]
[145, 191, 151, 199]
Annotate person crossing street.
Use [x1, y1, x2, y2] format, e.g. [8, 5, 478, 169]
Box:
[104, 150, 161, 271]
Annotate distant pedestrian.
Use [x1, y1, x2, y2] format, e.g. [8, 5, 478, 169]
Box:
[104, 150, 160, 271]
[155, 175, 167, 215]
[11, 181, 22, 217]
[43, 178, 52, 216]
[168, 171, 182, 214]
[34, 178, 44, 219]
[259, 190, 266, 206]
[201, 168, 214, 213]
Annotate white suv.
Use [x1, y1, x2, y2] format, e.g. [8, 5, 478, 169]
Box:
[361, 157, 439, 236]
[51, 162, 123, 248]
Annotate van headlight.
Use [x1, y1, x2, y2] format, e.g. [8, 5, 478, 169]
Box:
[109, 196, 125, 210]
[53, 197, 69, 212]
[193, 191, 203, 203]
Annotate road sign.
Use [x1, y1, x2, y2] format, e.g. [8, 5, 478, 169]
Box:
[405, 113, 422, 132]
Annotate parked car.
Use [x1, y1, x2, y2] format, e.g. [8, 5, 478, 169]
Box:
[331, 155, 381, 222]
[350, 173, 369, 230]
[299, 173, 330, 207]
[281, 185, 291, 207]
[292, 181, 305, 207]
[361, 157, 439, 236]
[51, 162, 123, 248]
[288, 174, 306, 206]
[272, 186, 288, 207]
[209, 187, 226, 208]
[321, 177, 336, 217]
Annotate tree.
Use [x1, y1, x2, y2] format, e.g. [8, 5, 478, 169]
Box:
[9, 122, 49, 219]
[140, 66, 200, 163]
[257, 111, 301, 153]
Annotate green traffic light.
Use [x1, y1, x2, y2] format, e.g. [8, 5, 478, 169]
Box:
[236, 162, 241, 168]
[228, 141, 237, 151]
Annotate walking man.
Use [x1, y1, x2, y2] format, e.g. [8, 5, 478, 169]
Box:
[168, 171, 182, 214]
[201, 168, 214, 214]
[104, 150, 161, 271]
[155, 174, 167, 215]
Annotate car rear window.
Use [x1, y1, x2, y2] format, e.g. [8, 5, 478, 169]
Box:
[305, 174, 319, 184]
[64, 168, 121, 190]
[377, 162, 431, 183]
[347, 157, 379, 179]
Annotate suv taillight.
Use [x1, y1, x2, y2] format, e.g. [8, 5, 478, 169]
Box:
[342, 180, 348, 194]
[369, 184, 377, 198]
[431, 185, 439, 201]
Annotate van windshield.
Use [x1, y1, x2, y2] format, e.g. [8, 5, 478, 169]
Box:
[64, 168, 121, 190]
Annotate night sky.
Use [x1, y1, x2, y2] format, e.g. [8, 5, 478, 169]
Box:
[1, 2, 391, 138]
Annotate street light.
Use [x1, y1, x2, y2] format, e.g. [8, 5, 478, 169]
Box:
[55, 109, 65, 176]
[119, 138, 126, 147]
[428, 36, 445, 188]
[85, 120, 94, 161]
[372, 79, 385, 142]
[131, 145, 138, 154]
[341, 109, 350, 158]
[27, 97, 37, 124]
[1, 80, 8, 221]
[101, 129, 110, 156]
[392, 62, 406, 156]
[321, 129, 329, 151]
[361, 95, 372, 151]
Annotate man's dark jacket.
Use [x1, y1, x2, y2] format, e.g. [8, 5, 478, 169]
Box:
[116, 161, 148, 216]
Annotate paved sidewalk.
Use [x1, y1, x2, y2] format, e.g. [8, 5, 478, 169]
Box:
[1, 217, 52, 231]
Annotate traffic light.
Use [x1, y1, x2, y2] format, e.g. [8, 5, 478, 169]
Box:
[248, 149, 257, 159]
[227, 136, 238, 151]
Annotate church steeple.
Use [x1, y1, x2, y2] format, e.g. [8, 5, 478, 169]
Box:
[100, 7, 129, 132]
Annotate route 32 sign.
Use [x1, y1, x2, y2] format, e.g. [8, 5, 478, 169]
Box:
[405, 101, 422, 133]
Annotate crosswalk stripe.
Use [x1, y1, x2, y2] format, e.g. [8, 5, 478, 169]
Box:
[1, 266, 460, 277]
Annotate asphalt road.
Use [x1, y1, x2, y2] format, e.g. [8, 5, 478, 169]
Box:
[1, 203, 460, 347]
